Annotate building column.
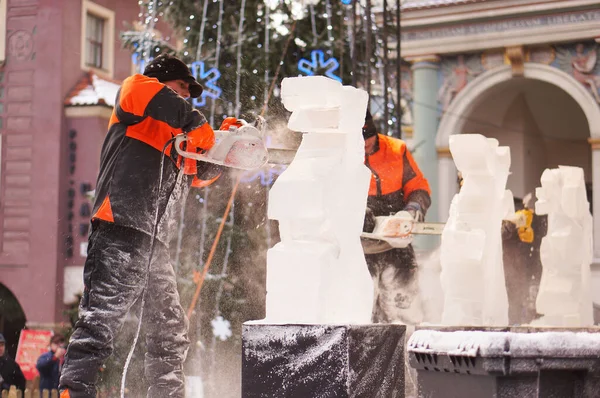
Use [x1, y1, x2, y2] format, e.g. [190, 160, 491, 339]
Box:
[437, 147, 458, 223]
[409, 56, 440, 250]
[590, 138, 600, 262]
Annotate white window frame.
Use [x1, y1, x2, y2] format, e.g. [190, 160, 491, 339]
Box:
[0, 0, 7, 65]
[81, 0, 115, 78]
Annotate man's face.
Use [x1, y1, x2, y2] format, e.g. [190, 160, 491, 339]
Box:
[0, 342, 5, 356]
[364, 135, 377, 155]
[164, 79, 191, 98]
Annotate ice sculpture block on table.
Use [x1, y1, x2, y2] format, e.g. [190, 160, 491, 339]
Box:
[263, 76, 373, 324]
[440, 134, 513, 326]
[532, 166, 593, 327]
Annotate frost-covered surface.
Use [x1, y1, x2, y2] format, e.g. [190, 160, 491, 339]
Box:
[242, 324, 406, 398]
[67, 72, 120, 107]
[242, 324, 349, 397]
[409, 329, 600, 358]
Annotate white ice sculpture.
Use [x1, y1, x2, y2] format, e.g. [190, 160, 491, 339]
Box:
[440, 134, 512, 326]
[263, 76, 374, 324]
[533, 166, 593, 327]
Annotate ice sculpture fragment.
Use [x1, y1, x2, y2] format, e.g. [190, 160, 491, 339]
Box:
[264, 76, 374, 324]
[533, 166, 594, 327]
[440, 134, 512, 326]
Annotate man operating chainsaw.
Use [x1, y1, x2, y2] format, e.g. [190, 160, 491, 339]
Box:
[60, 54, 223, 398]
[362, 109, 431, 324]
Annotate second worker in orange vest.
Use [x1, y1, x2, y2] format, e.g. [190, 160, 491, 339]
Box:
[362, 110, 431, 324]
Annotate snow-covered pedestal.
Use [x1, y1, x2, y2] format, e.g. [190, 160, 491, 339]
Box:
[242, 324, 406, 398]
[242, 77, 405, 397]
[408, 327, 600, 398]
[533, 166, 594, 327]
[440, 134, 513, 326]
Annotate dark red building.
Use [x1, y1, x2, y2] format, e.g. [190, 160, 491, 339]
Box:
[0, 0, 176, 356]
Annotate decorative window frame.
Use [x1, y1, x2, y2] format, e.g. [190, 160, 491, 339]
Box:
[81, 0, 115, 78]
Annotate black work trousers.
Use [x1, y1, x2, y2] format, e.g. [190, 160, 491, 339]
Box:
[59, 221, 189, 398]
[366, 245, 423, 325]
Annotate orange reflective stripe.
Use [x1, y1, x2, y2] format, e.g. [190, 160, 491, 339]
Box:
[367, 135, 405, 196]
[187, 123, 215, 151]
[119, 74, 164, 117]
[94, 195, 114, 223]
[191, 174, 220, 188]
[125, 117, 182, 153]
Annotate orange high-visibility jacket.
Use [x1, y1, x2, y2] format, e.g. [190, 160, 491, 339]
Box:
[365, 134, 431, 216]
[92, 74, 219, 241]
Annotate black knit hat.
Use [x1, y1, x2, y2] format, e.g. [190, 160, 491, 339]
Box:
[144, 53, 203, 98]
[363, 109, 377, 139]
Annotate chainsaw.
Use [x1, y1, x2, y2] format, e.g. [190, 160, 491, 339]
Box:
[361, 211, 445, 254]
[174, 117, 269, 171]
[360, 210, 528, 254]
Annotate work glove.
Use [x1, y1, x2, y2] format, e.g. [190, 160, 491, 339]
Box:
[516, 209, 534, 243]
[363, 207, 376, 233]
[402, 202, 424, 222]
[220, 117, 243, 131]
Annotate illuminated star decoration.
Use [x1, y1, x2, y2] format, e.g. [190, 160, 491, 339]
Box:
[241, 165, 287, 186]
[298, 50, 342, 82]
[190, 61, 222, 108]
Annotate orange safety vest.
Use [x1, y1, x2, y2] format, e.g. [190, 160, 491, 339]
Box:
[92, 74, 218, 241]
[365, 134, 431, 216]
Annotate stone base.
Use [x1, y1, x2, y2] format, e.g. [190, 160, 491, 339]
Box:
[242, 323, 406, 398]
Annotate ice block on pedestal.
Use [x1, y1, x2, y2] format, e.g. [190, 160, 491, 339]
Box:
[533, 166, 593, 327]
[440, 134, 513, 326]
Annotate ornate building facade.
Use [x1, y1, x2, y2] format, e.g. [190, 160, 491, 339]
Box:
[401, 0, 600, 303]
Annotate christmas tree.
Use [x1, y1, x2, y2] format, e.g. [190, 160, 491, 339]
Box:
[118, 1, 402, 396]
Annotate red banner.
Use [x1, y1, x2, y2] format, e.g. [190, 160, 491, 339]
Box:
[15, 330, 52, 380]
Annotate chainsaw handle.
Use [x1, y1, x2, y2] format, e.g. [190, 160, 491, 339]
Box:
[173, 134, 205, 162]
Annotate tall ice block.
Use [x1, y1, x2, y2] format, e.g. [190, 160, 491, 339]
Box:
[264, 76, 374, 324]
[440, 134, 513, 326]
[533, 166, 594, 327]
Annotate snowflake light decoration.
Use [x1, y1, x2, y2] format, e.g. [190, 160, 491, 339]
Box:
[211, 315, 232, 341]
[190, 61, 222, 108]
[298, 50, 342, 82]
[241, 164, 287, 186]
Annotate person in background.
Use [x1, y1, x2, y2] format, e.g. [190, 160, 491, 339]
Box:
[362, 109, 431, 324]
[36, 334, 66, 394]
[0, 333, 26, 392]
